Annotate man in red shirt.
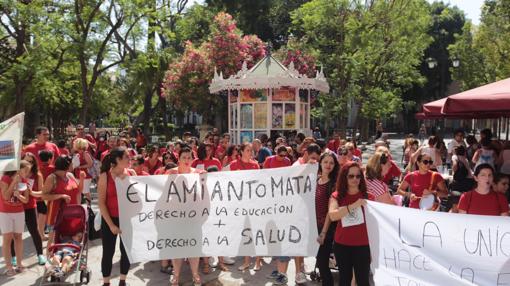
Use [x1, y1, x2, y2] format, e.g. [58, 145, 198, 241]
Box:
[100, 136, 119, 161]
[327, 132, 341, 154]
[263, 146, 291, 169]
[24, 126, 60, 166]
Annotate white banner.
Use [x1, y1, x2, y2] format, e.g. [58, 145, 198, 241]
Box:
[0, 113, 24, 172]
[366, 201, 510, 286]
[116, 164, 319, 263]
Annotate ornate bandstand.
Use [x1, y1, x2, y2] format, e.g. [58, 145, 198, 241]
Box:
[209, 54, 329, 144]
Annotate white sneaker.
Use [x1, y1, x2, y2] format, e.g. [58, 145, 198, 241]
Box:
[295, 271, 307, 284]
[208, 257, 218, 268]
[222, 256, 236, 265]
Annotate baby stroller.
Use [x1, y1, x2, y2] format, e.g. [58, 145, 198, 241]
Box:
[40, 204, 91, 285]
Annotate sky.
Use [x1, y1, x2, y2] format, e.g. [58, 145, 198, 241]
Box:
[426, 0, 485, 25]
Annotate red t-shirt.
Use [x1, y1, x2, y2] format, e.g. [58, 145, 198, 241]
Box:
[215, 145, 227, 159]
[192, 158, 222, 171]
[135, 169, 150, 176]
[164, 168, 205, 175]
[0, 175, 25, 213]
[24, 174, 38, 209]
[458, 190, 509, 216]
[263, 155, 291, 169]
[46, 174, 80, 225]
[144, 159, 163, 175]
[74, 151, 93, 179]
[100, 150, 110, 162]
[332, 191, 370, 246]
[382, 161, 402, 184]
[229, 159, 260, 171]
[354, 148, 362, 159]
[59, 147, 70, 156]
[40, 163, 55, 180]
[327, 139, 341, 154]
[24, 142, 61, 166]
[403, 171, 444, 209]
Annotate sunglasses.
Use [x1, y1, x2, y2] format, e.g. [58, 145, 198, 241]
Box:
[278, 153, 287, 157]
[347, 174, 362, 179]
[421, 160, 433, 165]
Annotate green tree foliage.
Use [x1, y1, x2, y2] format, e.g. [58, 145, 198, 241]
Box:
[291, 0, 431, 129]
[449, 0, 510, 90]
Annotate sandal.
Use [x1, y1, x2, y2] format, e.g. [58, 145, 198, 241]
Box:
[218, 264, 229, 272]
[170, 275, 179, 286]
[160, 265, 173, 274]
[202, 262, 210, 275]
[3, 268, 16, 276]
[237, 263, 251, 271]
[253, 264, 262, 271]
[16, 265, 25, 273]
[192, 274, 202, 286]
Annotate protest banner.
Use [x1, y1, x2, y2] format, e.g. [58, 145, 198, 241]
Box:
[0, 113, 24, 172]
[115, 164, 319, 263]
[365, 201, 510, 286]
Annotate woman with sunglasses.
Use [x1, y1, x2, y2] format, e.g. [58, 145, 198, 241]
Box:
[10, 153, 46, 266]
[98, 147, 137, 286]
[397, 154, 447, 209]
[315, 152, 339, 285]
[263, 145, 291, 169]
[328, 162, 373, 286]
[154, 152, 178, 175]
[222, 145, 239, 167]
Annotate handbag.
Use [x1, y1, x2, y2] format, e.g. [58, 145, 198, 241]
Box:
[87, 202, 101, 240]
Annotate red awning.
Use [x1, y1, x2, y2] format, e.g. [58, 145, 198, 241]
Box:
[442, 77, 510, 115]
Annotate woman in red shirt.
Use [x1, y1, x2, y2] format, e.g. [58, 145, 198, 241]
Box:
[167, 147, 205, 286]
[315, 152, 339, 286]
[72, 138, 93, 179]
[0, 160, 30, 276]
[42, 155, 85, 247]
[328, 162, 372, 286]
[222, 145, 239, 167]
[397, 154, 447, 209]
[10, 153, 46, 266]
[98, 147, 136, 286]
[365, 152, 395, 205]
[192, 143, 222, 171]
[230, 143, 262, 271]
[144, 145, 162, 175]
[458, 164, 509, 216]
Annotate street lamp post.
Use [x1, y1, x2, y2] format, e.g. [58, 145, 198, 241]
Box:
[425, 56, 461, 134]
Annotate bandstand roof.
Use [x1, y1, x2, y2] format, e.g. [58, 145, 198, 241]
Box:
[209, 55, 329, 94]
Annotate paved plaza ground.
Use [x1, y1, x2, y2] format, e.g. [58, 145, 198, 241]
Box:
[0, 136, 414, 286]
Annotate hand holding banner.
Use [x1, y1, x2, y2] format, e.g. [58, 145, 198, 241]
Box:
[115, 164, 319, 263]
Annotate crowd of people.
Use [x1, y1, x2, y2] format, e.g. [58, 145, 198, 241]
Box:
[0, 125, 509, 286]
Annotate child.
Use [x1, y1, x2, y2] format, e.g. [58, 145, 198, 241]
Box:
[47, 232, 83, 277]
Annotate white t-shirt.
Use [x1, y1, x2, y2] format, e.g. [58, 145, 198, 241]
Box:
[447, 140, 466, 164]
